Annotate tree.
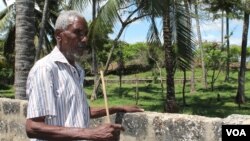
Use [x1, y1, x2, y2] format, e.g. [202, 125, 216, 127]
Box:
[89, 0, 149, 100]
[15, 0, 35, 99]
[35, 0, 50, 61]
[203, 42, 226, 91]
[194, 0, 208, 89]
[0, 3, 15, 84]
[146, 0, 195, 112]
[1, 0, 61, 61]
[205, 0, 242, 81]
[236, 0, 250, 107]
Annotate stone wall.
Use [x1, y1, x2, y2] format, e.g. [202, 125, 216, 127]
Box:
[1, 98, 250, 141]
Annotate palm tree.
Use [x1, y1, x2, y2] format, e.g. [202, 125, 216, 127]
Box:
[35, 0, 50, 61]
[3, 0, 60, 99]
[1, 0, 61, 62]
[144, 0, 195, 112]
[0, 3, 15, 73]
[236, 0, 250, 107]
[15, 0, 35, 99]
[194, 0, 208, 89]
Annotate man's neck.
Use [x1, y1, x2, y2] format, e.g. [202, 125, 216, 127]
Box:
[57, 46, 76, 66]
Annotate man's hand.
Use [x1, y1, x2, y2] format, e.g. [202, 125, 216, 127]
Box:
[90, 124, 124, 141]
[90, 106, 144, 119]
[122, 105, 144, 113]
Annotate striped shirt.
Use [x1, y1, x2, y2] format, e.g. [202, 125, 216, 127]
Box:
[26, 47, 90, 141]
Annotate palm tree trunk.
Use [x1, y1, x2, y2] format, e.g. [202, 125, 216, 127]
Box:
[236, 12, 248, 107]
[190, 63, 196, 93]
[35, 0, 49, 61]
[164, 2, 178, 113]
[15, 0, 35, 99]
[195, 0, 207, 89]
[221, 10, 224, 49]
[225, 14, 230, 81]
[91, 0, 99, 100]
[182, 68, 187, 106]
[184, 0, 195, 93]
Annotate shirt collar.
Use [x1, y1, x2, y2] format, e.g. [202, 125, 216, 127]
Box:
[49, 46, 70, 64]
[49, 46, 84, 76]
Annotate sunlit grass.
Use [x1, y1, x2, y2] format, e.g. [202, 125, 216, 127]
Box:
[0, 84, 14, 98]
[1, 67, 250, 118]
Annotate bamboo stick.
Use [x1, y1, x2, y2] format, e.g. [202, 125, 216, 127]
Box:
[100, 70, 110, 123]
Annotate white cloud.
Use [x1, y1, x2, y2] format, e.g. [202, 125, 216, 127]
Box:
[230, 37, 242, 45]
[6, 0, 14, 6]
[192, 18, 249, 45]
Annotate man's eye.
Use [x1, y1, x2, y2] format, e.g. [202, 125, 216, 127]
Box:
[75, 31, 85, 36]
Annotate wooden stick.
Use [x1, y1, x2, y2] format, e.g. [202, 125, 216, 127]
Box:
[100, 70, 111, 123]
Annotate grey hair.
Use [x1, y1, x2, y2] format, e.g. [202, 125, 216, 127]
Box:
[55, 10, 83, 30]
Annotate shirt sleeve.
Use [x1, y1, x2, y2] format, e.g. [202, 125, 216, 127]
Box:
[26, 65, 57, 119]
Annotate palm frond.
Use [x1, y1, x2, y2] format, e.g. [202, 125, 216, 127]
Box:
[136, 0, 166, 18]
[147, 16, 162, 46]
[0, 4, 15, 39]
[89, 0, 127, 38]
[0, 7, 8, 19]
[67, 0, 91, 11]
[173, 2, 195, 70]
[2, 0, 7, 6]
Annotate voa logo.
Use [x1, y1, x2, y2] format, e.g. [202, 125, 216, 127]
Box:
[226, 129, 246, 136]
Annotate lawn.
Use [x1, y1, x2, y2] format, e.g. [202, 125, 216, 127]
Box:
[86, 68, 250, 118]
[1, 68, 250, 118]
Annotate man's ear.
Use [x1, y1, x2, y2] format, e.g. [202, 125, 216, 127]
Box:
[55, 29, 62, 41]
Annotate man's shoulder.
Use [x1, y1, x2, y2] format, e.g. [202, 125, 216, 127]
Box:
[30, 54, 57, 73]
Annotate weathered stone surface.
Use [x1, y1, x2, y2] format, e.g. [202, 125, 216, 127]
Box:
[122, 114, 148, 141]
[0, 120, 8, 134]
[1, 98, 250, 141]
[22, 103, 27, 117]
[9, 121, 26, 137]
[3, 101, 20, 115]
[0, 102, 2, 112]
[223, 114, 250, 124]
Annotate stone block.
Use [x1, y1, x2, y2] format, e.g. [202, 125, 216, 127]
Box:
[22, 103, 27, 117]
[0, 120, 8, 134]
[9, 121, 26, 138]
[122, 114, 148, 141]
[3, 101, 20, 115]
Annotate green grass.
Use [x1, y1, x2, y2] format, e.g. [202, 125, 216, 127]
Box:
[86, 68, 250, 118]
[85, 83, 165, 112]
[1, 67, 250, 118]
[0, 83, 14, 98]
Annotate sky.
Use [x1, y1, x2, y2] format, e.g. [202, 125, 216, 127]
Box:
[1, 0, 249, 46]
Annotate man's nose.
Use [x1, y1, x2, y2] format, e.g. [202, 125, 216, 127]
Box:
[81, 36, 88, 43]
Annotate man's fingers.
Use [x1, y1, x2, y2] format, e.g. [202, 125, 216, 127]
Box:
[111, 124, 125, 131]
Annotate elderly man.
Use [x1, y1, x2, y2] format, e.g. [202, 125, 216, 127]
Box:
[25, 10, 143, 141]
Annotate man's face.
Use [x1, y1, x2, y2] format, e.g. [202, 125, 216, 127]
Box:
[60, 16, 89, 59]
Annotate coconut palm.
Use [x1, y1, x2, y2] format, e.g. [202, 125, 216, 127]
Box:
[1, 0, 62, 99]
[236, 0, 250, 107]
[35, 0, 50, 61]
[194, 0, 208, 89]
[0, 3, 15, 69]
[15, 0, 35, 99]
[140, 0, 195, 112]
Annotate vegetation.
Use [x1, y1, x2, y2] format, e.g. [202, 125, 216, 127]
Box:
[2, 66, 250, 118]
[0, 0, 250, 117]
[75, 67, 250, 118]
